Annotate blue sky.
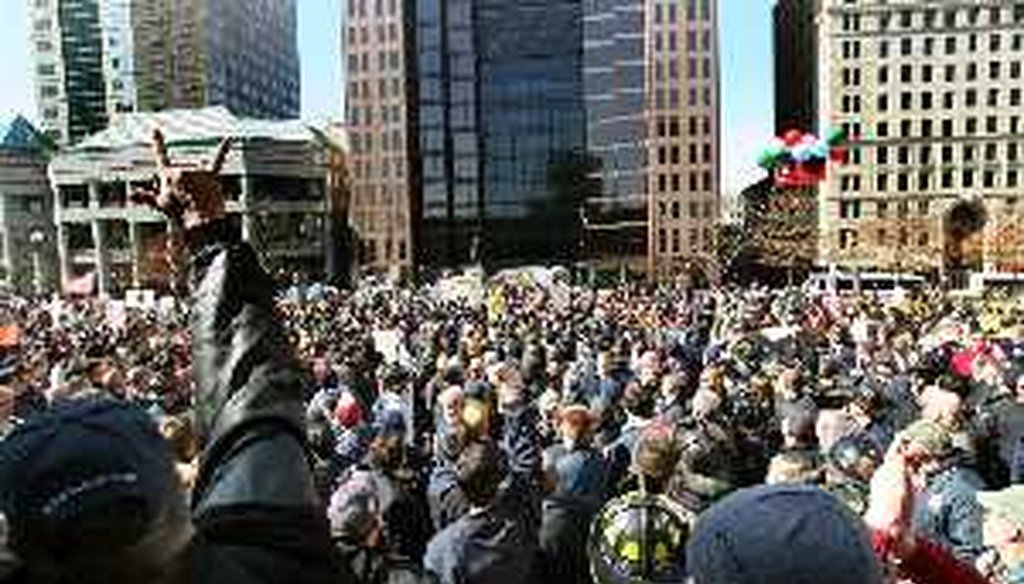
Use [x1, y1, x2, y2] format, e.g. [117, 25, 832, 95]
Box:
[0, 0, 772, 195]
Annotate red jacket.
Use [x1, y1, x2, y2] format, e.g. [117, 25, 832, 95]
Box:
[872, 529, 989, 584]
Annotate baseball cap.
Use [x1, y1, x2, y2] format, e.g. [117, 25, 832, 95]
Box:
[899, 419, 954, 459]
[687, 485, 883, 584]
[0, 398, 179, 561]
[978, 485, 1024, 531]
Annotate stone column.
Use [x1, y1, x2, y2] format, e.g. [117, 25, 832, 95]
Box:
[240, 174, 254, 243]
[129, 221, 142, 289]
[92, 220, 110, 297]
[55, 222, 70, 293]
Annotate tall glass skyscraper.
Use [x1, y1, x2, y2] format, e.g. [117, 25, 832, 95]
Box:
[584, 0, 721, 283]
[31, 0, 300, 146]
[416, 0, 586, 269]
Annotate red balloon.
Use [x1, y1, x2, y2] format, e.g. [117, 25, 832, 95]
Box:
[782, 129, 804, 147]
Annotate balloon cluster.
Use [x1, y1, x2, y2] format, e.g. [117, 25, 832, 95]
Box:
[757, 128, 850, 188]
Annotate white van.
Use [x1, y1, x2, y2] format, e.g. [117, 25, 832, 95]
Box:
[805, 271, 926, 297]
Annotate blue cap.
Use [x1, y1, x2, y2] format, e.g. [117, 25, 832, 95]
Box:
[0, 398, 178, 559]
[687, 485, 883, 584]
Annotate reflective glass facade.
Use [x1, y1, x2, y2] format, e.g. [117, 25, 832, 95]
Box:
[59, 0, 108, 144]
[417, 0, 585, 268]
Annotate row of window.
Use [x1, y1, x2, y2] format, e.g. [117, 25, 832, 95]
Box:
[654, 56, 713, 81]
[349, 77, 404, 101]
[655, 170, 715, 194]
[652, 84, 715, 109]
[348, 0, 400, 20]
[840, 5, 1024, 33]
[652, 28, 712, 54]
[838, 199, 929, 220]
[849, 115, 1023, 142]
[349, 129, 405, 155]
[348, 103, 405, 128]
[843, 88, 1024, 114]
[347, 51, 402, 76]
[655, 142, 713, 165]
[652, 0, 712, 25]
[842, 61, 1024, 89]
[840, 168, 1024, 192]
[860, 142, 1024, 167]
[842, 32, 1024, 62]
[360, 237, 409, 265]
[836, 228, 931, 251]
[348, 22, 400, 46]
[656, 226, 714, 256]
[657, 200, 715, 220]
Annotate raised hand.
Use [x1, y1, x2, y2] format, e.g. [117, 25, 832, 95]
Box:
[132, 128, 232, 231]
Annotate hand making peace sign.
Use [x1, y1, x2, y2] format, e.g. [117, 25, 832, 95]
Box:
[131, 128, 233, 231]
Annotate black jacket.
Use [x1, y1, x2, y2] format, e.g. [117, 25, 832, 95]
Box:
[183, 221, 349, 584]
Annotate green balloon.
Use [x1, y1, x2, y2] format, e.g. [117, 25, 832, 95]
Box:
[826, 127, 847, 146]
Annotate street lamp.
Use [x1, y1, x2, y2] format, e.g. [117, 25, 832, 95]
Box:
[29, 229, 45, 297]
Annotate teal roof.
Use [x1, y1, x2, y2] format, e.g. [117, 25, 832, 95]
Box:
[70, 106, 340, 153]
[0, 115, 53, 153]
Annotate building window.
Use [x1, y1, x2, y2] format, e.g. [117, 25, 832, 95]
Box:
[964, 144, 975, 162]
[1010, 143, 1019, 161]
[924, 37, 935, 56]
[963, 169, 974, 188]
[877, 173, 888, 191]
[967, 89, 978, 108]
[945, 36, 956, 55]
[901, 37, 912, 56]
[920, 144, 932, 162]
[942, 145, 953, 162]
[942, 170, 954, 188]
[1012, 62, 1022, 79]
[898, 173, 909, 191]
[900, 120, 911, 137]
[839, 230, 858, 250]
[990, 61, 1001, 80]
[1009, 171, 1019, 187]
[877, 146, 888, 164]
[877, 201, 888, 218]
[984, 170, 996, 188]
[945, 64, 956, 82]
[658, 229, 667, 253]
[877, 122, 888, 137]
[671, 201, 680, 219]
[900, 10, 912, 28]
[918, 172, 931, 191]
[877, 229, 888, 245]
[901, 64, 912, 82]
[921, 120, 933, 138]
[942, 119, 953, 137]
[878, 94, 889, 111]
[967, 63, 978, 81]
[918, 231, 930, 248]
[989, 89, 1000, 107]
[878, 66, 889, 84]
[879, 40, 889, 58]
[921, 92, 933, 110]
[922, 64, 933, 82]
[900, 92, 912, 110]
[987, 116, 997, 134]
[991, 33, 1002, 52]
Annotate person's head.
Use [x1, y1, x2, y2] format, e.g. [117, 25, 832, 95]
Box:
[978, 485, 1024, 572]
[327, 472, 381, 547]
[898, 419, 954, 476]
[558, 402, 594, 448]
[780, 399, 818, 448]
[633, 423, 681, 493]
[0, 398, 191, 583]
[687, 485, 883, 584]
[455, 439, 508, 508]
[919, 384, 963, 425]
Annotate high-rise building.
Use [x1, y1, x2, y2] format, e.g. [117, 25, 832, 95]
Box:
[30, 0, 300, 146]
[343, 0, 418, 276]
[803, 1, 1024, 281]
[774, 0, 821, 135]
[583, 0, 721, 284]
[415, 0, 586, 269]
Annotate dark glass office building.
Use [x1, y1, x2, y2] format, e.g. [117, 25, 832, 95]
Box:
[416, 0, 586, 269]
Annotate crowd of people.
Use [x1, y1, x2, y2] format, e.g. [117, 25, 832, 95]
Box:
[0, 131, 1024, 583]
